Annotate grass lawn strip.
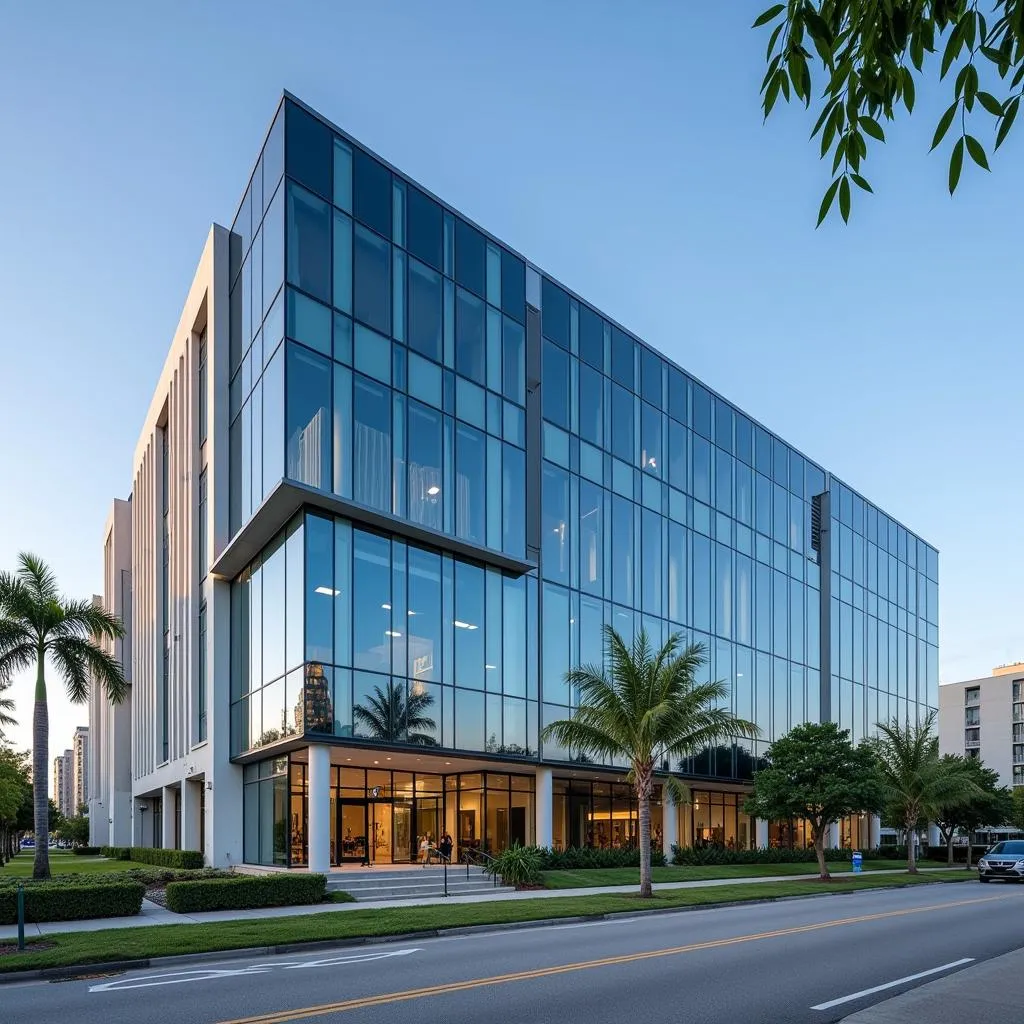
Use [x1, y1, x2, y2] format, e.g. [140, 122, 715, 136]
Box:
[0, 870, 972, 975]
[541, 859, 914, 889]
[0, 853, 158, 877]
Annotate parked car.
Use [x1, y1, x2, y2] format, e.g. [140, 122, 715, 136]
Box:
[977, 840, 1024, 882]
[19, 837, 34, 848]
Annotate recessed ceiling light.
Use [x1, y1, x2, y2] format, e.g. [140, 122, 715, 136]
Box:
[407, 610, 416, 616]
[427, 485, 441, 496]
[485, 664, 497, 670]
[386, 757, 392, 761]
[346, 757, 351, 761]
[445, 761, 451, 765]
[382, 603, 391, 610]
[373, 760, 379, 764]
[454, 620, 477, 630]
[315, 586, 340, 596]
[385, 630, 402, 637]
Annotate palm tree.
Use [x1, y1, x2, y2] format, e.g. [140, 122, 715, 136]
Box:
[870, 711, 978, 874]
[0, 677, 15, 740]
[543, 627, 759, 898]
[0, 554, 127, 879]
[354, 679, 438, 746]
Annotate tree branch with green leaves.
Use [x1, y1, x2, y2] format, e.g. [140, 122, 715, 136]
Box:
[754, 1, 1024, 223]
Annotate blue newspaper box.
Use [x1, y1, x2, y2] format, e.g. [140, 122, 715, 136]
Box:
[852, 851, 863, 874]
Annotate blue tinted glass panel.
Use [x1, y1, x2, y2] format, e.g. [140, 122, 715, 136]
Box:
[610, 383, 633, 463]
[263, 106, 284, 211]
[668, 420, 686, 491]
[454, 561, 485, 688]
[305, 514, 333, 664]
[286, 289, 331, 356]
[641, 403, 661, 475]
[501, 249, 525, 322]
[578, 304, 603, 370]
[352, 148, 391, 237]
[754, 425, 772, 474]
[285, 100, 332, 199]
[332, 211, 352, 314]
[715, 399, 734, 453]
[456, 287, 485, 383]
[333, 138, 352, 213]
[407, 258, 442, 362]
[353, 531, 391, 672]
[692, 435, 711, 504]
[353, 225, 391, 334]
[354, 325, 391, 384]
[407, 401, 442, 531]
[691, 383, 712, 439]
[541, 279, 570, 348]
[502, 443, 526, 557]
[262, 185, 284, 319]
[502, 316, 525, 405]
[579, 480, 602, 596]
[454, 218, 485, 296]
[578, 363, 603, 446]
[455, 424, 486, 545]
[353, 375, 391, 511]
[611, 328, 634, 390]
[667, 366, 687, 424]
[735, 413, 753, 466]
[405, 186, 442, 270]
[542, 340, 569, 429]
[641, 348, 661, 406]
[542, 463, 570, 584]
[286, 183, 331, 303]
[285, 343, 331, 490]
[610, 495, 633, 606]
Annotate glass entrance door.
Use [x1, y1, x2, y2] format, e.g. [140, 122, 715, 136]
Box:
[369, 801, 393, 864]
[416, 797, 442, 857]
[338, 801, 367, 863]
[393, 803, 413, 863]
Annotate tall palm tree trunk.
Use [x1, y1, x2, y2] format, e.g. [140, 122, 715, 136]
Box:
[32, 658, 50, 880]
[637, 766, 653, 898]
[905, 816, 918, 875]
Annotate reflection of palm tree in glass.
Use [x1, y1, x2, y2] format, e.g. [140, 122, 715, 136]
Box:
[354, 680, 438, 746]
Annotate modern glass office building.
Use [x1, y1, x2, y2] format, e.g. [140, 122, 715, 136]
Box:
[112, 93, 938, 869]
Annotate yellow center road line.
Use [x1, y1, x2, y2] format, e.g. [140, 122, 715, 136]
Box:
[217, 893, 1006, 1024]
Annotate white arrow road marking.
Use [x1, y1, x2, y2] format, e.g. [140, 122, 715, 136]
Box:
[811, 958, 975, 1011]
[88, 948, 421, 992]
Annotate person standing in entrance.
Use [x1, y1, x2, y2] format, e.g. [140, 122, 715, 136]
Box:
[419, 834, 430, 865]
[439, 833, 453, 863]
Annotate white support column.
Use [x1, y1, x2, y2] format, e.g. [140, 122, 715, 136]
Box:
[927, 823, 941, 849]
[161, 787, 176, 849]
[308, 744, 331, 874]
[828, 821, 841, 850]
[755, 818, 769, 848]
[662, 797, 679, 862]
[869, 815, 881, 850]
[535, 768, 553, 850]
[180, 780, 201, 854]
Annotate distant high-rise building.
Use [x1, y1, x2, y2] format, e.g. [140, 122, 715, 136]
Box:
[52, 749, 74, 818]
[72, 726, 89, 814]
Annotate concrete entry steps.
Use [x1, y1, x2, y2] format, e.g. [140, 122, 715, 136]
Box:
[327, 865, 514, 901]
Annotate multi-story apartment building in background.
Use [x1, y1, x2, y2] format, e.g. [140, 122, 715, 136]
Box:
[72, 726, 89, 813]
[52, 748, 74, 818]
[940, 663, 1024, 790]
[88, 499, 134, 846]
[98, 93, 939, 868]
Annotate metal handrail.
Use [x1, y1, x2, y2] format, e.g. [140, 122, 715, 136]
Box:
[461, 847, 500, 885]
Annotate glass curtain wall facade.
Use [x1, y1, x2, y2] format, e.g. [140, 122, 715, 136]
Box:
[225, 95, 939, 861]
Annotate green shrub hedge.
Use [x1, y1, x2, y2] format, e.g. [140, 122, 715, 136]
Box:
[670, 845, 906, 866]
[165, 873, 327, 913]
[100, 846, 204, 869]
[72, 846, 102, 856]
[534, 846, 667, 870]
[0, 880, 145, 923]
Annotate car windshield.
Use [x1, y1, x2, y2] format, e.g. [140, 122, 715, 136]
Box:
[988, 841, 1024, 855]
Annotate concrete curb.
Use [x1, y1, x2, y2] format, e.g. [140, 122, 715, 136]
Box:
[0, 876, 971, 986]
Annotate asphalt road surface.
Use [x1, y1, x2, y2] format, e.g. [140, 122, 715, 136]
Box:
[4, 881, 1023, 1024]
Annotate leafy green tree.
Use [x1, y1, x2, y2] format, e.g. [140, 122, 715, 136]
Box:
[869, 711, 979, 872]
[753, 2, 1024, 223]
[0, 554, 127, 879]
[59, 813, 91, 848]
[0, 745, 30, 864]
[933, 755, 1013, 866]
[353, 679, 438, 746]
[745, 721, 883, 879]
[543, 627, 758, 898]
[1011, 785, 1024, 832]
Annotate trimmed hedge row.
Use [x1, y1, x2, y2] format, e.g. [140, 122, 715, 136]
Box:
[165, 873, 327, 913]
[72, 846, 102, 856]
[101, 846, 204, 869]
[670, 845, 907, 866]
[0, 880, 145, 924]
[534, 846, 667, 870]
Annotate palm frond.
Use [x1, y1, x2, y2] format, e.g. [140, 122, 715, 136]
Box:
[50, 635, 128, 705]
[15, 553, 59, 604]
[51, 598, 125, 644]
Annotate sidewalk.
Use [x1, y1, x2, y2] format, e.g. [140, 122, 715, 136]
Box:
[841, 948, 1024, 1023]
[0, 866, 955, 940]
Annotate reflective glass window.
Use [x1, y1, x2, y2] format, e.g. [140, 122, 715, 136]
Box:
[692, 435, 711, 505]
[642, 508, 662, 615]
[502, 443, 526, 557]
[407, 401, 443, 531]
[542, 583, 570, 705]
[262, 536, 285, 683]
[285, 343, 331, 490]
[501, 250, 525, 322]
[579, 363, 603, 446]
[407, 547, 441, 683]
[691, 383, 712, 439]
[715, 447, 733, 514]
[579, 304, 603, 370]
[332, 211, 352, 314]
[668, 420, 686, 491]
[502, 316, 525, 405]
[286, 288, 331, 356]
[541, 278, 570, 348]
[454, 561, 485, 688]
[407, 258, 442, 362]
[262, 345, 285, 490]
[611, 328, 634, 389]
[754, 425, 772, 475]
[454, 218, 485, 297]
[333, 138, 352, 213]
[542, 463, 570, 584]
[353, 531, 391, 672]
[715, 398, 734, 453]
[542, 340, 569, 429]
[285, 100, 332, 199]
[262, 185, 284, 318]
[735, 413, 753, 466]
[456, 287, 485, 383]
[610, 495, 633, 607]
[641, 348, 661, 406]
[641, 402, 661, 475]
[610, 383, 633, 463]
[352, 148, 391, 237]
[579, 480, 602, 595]
[692, 533, 711, 632]
[668, 366, 687, 424]
[352, 375, 392, 511]
[455, 423, 486, 544]
[353, 224, 391, 335]
[286, 183, 330, 303]
[405, 186, 442, 270]
[305, 514, 334, 664]
[668, 521, 686, 622]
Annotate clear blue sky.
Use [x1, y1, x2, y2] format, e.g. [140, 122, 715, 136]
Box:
[1, 0, 1021, 756]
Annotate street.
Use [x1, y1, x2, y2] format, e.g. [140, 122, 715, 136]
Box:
[3, 882, 1022, 1023]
